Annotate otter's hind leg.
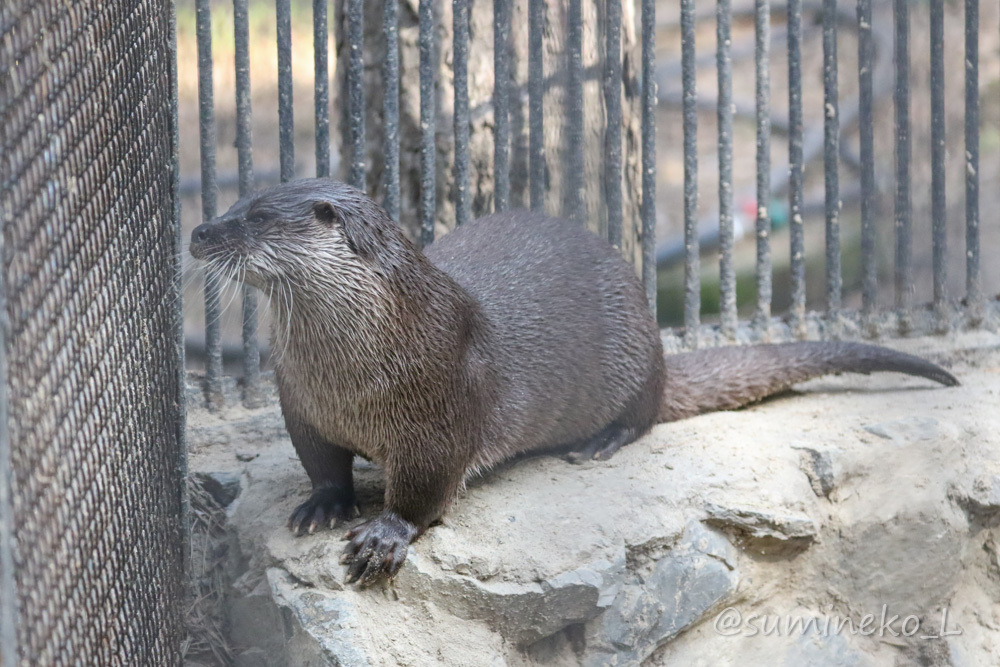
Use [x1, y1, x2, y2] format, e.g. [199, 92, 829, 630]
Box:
[284, 414, 360, 536]
[566, 421, 644, 463]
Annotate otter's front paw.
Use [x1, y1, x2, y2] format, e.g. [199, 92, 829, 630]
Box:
[340, 512, 418, 586]
[288, 484, 360, 536]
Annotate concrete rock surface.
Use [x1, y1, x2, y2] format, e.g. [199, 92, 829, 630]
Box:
[185, 331, 1000, 666]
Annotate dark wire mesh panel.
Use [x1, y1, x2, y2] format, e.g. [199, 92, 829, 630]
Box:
[0, 0, 185, 663]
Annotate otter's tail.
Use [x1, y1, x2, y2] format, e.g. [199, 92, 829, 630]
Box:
[659, 341, 958, 423]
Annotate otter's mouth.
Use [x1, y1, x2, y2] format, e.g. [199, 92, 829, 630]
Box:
[189, 220, 261, 286]
[189, 239, 209, 260]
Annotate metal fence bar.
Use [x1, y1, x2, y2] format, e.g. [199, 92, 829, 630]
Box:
[453, 0, 471, 226]
[234, 4, 253, 201]
[196, 0, 223, 408]
[277, 0, 294, 181]
[893, 0, 912, 323]
[965, 0, 981, 318]
[681, 0, 699, 344]
[347, 0, 366, 191]
[822, 0, 841, 319]
[418, 0, 436, 246]
[605, 0, 623, 247]
[930, 0, 946, 313]
[528, 0, 545, 212]
[168, 0, 189, 597]
[716, 0, 736, 337]
[314, 0, 330, 178]
[566, 0, 584, 223]
[858, 0, 876, 322]
[493, 0, 511, 211]
[383, 0, 400, 220]
[753, 0, 772, 334]
[236, 0, 260, 402]
[641, 0, 657, 317]
[787, 0, 806, 335]
[0, 189, 14, 667]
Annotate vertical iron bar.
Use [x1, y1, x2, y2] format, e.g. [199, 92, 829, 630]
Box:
[858, 0, 876, 322]
[566, 0, 586, 223]
[717, 0, 736, 337]
[236, 0, 260, 401]
[753, 0, 772, 335]
[965, 0, 981, 319]
[528, 0, 545, 212]
[787, 0, 806, 336]
[347, 0, 366, 191]
[681, 0, 699, 345]
[453, 0, 471, 226]
[419, 0, 436, 246]
[930, 0, 947, 312]
[383, 0, 400, 220]
[641, 0, 657, 317]
[0, 126, 15, 667]
[277, 0, 295, 181]
[168, 0, 189, 592]
[566, 0, 584, 223]
[604, 0, 623, 247]
[893, 0, 912, 323]
[314, 0, 331, 177]
[235, 0, 254, 195]
[196, 0, 222, 408]
[823, 0, 841, 319]
[0, 356, 11, 667]
[493, 0, 511, 211]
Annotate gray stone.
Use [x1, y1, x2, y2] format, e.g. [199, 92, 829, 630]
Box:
[186, 334, 1000, 666]
[862, 416, 958, 444]
[795, 446, 837, 498]
[583, 522, 739, 666]
[951, 474, 1000, 516]
[786, 630, 873, 667]
[267, 568, 372, 667]
[395, 552, 623, 645]
[703, 502, 818, 543]
[193, 471, 242, 508]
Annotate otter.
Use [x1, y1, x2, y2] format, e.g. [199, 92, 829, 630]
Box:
[189, 178, 958, 586]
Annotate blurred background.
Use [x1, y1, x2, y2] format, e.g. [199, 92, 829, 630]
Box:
[174, 0, 1000, 371]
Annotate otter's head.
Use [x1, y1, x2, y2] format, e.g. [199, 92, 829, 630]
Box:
[189, 179, 415, 293]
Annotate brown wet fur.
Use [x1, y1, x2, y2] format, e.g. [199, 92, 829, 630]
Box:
[189, 178, 957, 586]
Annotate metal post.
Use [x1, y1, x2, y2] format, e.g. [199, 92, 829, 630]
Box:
[605, 0, 623, 247]
[195, 0, 223, 409]
[493, 0, 511, 211]
[681, 0, 699, 346]
[641, 0, 657, 317]
[419, 0, 436, 246]
[315, 0, 331, 178]
[453, 0, 471, 226]
[717, 0, 736, 337]
[753, 0, 772, 337]
[236, 0, 260, 403]
[787, 0, 806, 336]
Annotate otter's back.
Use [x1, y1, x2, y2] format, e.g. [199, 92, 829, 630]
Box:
[423, 211, 663, 458]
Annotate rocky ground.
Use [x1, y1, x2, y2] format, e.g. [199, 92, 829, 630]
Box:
[185, 328, 1000, 666]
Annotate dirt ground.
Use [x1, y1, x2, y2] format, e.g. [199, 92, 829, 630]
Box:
[185, 330, 1000, 665]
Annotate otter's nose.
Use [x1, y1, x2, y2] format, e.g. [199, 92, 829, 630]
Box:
[189, 222, 220, 260]
[191, 223, 213, 245]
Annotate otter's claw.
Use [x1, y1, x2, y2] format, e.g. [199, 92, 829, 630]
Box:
[288, 484, 359, 537]
[341, 512, 417, 586]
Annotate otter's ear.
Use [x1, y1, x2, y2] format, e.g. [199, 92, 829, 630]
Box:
[313, 201, 359, 254]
